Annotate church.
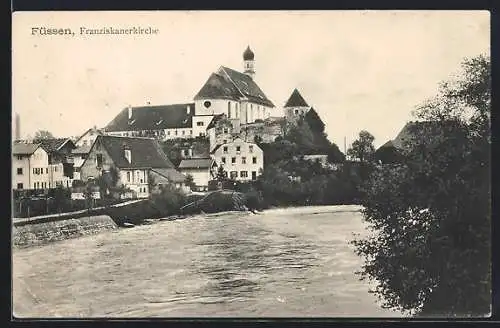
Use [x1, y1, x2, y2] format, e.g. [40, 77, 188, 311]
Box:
[103, 46, 318, 146]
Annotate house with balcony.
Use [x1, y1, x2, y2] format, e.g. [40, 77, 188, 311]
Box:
[211, 137, 263, 181]
[79, 135, 180, 198]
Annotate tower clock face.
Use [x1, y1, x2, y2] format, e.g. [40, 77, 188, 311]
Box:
[204, 101, 212, 108]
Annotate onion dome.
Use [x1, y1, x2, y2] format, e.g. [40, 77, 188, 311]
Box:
[243, 46, 255, 61]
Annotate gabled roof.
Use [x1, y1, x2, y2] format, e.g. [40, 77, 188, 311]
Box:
[380, 120, 462, 151]
[284, 89, 309, 108]
[194, 67, 275, 108]
[92, 135, 175, 169]
[150, 168, 187, 184]
[105, 103, 195, 132]
[178, 158, 215, 170]
[12, 143, 41, 155]
[38, 138, 76, 153]
[72, 145, 92, 154]
[75, 127, 104, 144]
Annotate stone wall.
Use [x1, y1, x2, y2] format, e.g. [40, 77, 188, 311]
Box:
[13, 215, 118, 249]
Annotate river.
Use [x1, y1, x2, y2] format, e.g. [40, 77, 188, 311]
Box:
[13, 205, 403, 318]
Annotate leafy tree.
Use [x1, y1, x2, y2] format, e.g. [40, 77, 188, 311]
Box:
[184, 174, 196, 190]
[353, 54, 490, 317]
[33, 130, 54, 142]
[347, 130, 375, 163]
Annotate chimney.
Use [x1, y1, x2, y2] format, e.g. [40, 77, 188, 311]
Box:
[15, 113, 20, 141]
[186, 105, 191, 114]
[128, 105, 133, 120]
[123, 144, 131, 163]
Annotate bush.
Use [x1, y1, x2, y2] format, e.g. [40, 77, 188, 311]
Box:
[149, 184, 187, 217]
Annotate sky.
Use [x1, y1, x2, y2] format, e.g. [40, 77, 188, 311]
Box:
[12, 11, 490, 148]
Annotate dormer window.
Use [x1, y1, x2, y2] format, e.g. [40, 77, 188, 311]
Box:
[128, 119, 136, 125]
[156, 120, 163, 125]
[204, 101, 212, 108]
[124, 149, 131, 163]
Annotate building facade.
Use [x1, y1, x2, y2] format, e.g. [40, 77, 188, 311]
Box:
[177, 158, 217, 191]
[211, 138, 263, 181]
[80, 135, 180, 199]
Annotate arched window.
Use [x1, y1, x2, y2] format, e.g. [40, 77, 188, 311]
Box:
[228, 102, 231, 118]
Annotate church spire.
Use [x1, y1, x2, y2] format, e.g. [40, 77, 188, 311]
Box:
[243, 45, 255, 79]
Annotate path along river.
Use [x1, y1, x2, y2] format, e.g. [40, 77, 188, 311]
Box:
[13, 205, 403, 318]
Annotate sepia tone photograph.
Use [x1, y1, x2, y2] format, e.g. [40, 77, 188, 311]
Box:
[11, 10, 490, 318]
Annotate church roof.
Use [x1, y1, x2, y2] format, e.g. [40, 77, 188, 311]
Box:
[194, 66, 274, 108]
[105, 103, 195, 132]
[284, 89, 309, 108]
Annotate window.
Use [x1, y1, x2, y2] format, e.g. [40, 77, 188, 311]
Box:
[83, 140, 88, 146]
[295, 109, 299, 115]
[190, 130, 193, 135]
[17, 155, 22, 160]
[236, 146, 241, 153]
[240, 171, 248, 178]
[182, 130, 185, 135]
[230, 171, 238, 179]
[249, 145, 254, 153]
[17, 183, 23, 189]
[127, 171, 131, 182]
[140, 178, 143, 183]
[46, 168, 48, 174]
[33, 168, 36, 174]
[231, 157, 236, 164]
[54, 166, 58, 172]
[33, 183, 36, 189]
[223, 140, 227, 144]
[17, 168, 23, 175]
[197, 122, 204, 126]
[175, 130, 178, 135]
[228, 102, 231, 118]
[96, 154, 104, 167]
[167, 131, 171, 135]
[242, 157, 246, 164]
[223, 146, 228, 154]
[252, 171, 257, 180]
[253, 157, 257, 164]
[223, 128, 229, 134]
[221, 157, 226, 164]
[204, 101, 212, 108]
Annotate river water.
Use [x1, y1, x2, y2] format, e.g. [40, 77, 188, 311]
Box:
[13, 205, 403, 318]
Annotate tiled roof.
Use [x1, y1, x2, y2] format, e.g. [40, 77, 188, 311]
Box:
[284, 89, 309, 108]
[386, 120, 462, 150]
[178, 158, 215, 170]
[194, 67, 275, 108]
[38, 138, 74, 153]
[12, 143, 40, 155]
[105, 103, 195, 132]
[72, 145, 92, 154]
[151, 168, 186, 184]
[95, 135, 175, 169]
[193, 73, 242, 102]
[75, 128, 104, 144]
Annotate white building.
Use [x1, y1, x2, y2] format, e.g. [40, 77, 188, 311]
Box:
[211, 137, 263, 181]
[12, 139, 76, 190]
[103, 46, 277, 141]
[74, 126, 104, 147]
[177, 158, 217, 191]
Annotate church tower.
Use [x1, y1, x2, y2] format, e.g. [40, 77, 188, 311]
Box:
[243, 46, 255, 79]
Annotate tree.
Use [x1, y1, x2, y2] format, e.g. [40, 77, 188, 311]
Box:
[33, 130, 54, 142]
[347, 130, 375, 163]
[184, 174, 196, 190]
[353, 54, 490, 317]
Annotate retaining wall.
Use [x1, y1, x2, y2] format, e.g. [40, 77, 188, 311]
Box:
[13, 215, 118, 249]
